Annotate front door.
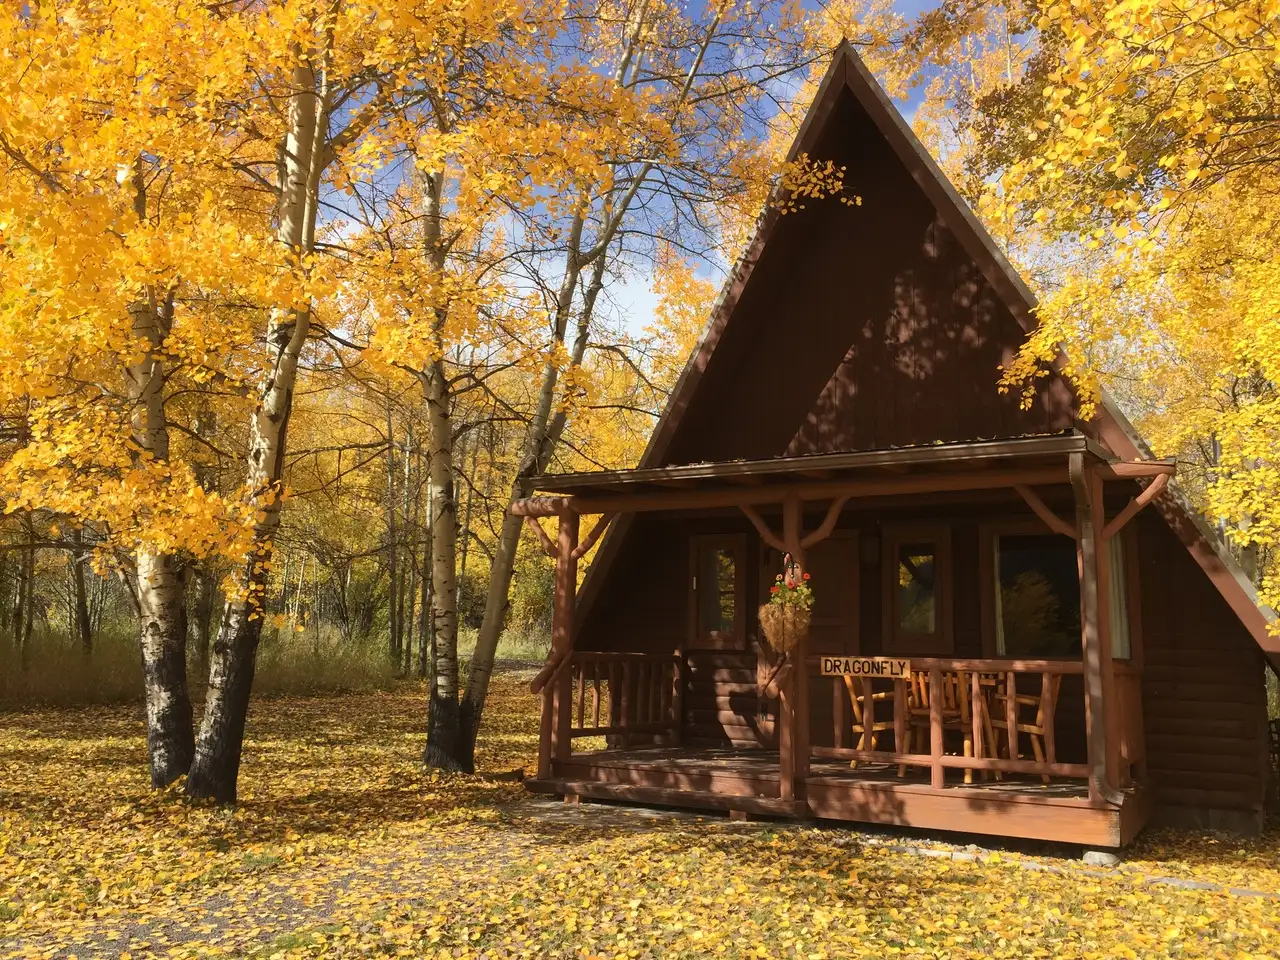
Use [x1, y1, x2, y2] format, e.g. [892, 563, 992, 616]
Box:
[689, 534, 746, 650]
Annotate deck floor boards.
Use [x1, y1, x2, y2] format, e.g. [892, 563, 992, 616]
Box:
[569, 745, 1092, 800]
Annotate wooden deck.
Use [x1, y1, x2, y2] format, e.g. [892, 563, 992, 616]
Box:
[530, 746, 1150, 848]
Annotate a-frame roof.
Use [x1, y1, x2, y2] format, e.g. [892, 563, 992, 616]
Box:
[561, 41, 1277, 665]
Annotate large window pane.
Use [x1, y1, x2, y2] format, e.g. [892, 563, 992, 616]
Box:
[995, 534, 1081, 657]
[897, 543, 937, 634]
[697, 547, 736, 639]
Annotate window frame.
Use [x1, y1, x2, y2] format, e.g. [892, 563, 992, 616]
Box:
[688, 533, 747, 650]
[978, 517, 1141, 662]
[881, 523, 953, 656]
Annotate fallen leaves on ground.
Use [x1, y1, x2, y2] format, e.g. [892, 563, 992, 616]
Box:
[0, 670, 1277, 959]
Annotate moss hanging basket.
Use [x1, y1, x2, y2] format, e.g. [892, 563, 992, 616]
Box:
[758, 602, 811, 653]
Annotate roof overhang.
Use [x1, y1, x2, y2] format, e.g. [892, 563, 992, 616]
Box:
[513, 434, 1174, 517]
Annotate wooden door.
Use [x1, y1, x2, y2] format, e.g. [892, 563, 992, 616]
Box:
[688, 534, 747, 650]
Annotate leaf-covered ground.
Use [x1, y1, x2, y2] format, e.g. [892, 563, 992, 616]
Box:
[1, 670, 1278, 959]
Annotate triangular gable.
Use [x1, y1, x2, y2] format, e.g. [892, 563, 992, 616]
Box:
[572, 41, 1277, 664]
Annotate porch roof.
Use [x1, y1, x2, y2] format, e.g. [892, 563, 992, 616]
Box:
[532, 433, 1106, 499]
[523, 432, 1181, 509]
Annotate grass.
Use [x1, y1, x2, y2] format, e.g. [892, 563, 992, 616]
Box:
[0, 622, 549, 707]
[457, 623, 550, 664]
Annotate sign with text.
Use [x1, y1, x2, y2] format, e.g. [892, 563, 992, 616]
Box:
[819, 656, 911, 679]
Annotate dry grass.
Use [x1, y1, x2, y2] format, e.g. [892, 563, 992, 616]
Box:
[0, 624, 549, 707]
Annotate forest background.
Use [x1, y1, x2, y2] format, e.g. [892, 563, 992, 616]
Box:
[4, 0, 1280, 802]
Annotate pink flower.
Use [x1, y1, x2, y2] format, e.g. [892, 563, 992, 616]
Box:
[802, 572, 811, 581]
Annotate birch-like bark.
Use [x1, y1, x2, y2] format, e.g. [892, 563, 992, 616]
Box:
[417, 478, 433, 679]
[192, 564, 216, 667]
[458, 240, 608, 766]
[403, 425, 417, 676]
[137, 550, 194, 785]
[421, 357, 463, 769]
[11, 546, 27, 647]
[125, 161, 195, 784]
[385, 397, 400, 658]
[186, 56, 324, 803]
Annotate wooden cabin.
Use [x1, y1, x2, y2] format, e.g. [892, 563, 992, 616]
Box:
[514, 44, 1278, 849]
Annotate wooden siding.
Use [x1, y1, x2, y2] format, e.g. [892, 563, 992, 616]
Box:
[660, 89, 1075, 468]
[577, 496, 1271, 834]
[1136, 515, 1270, 830]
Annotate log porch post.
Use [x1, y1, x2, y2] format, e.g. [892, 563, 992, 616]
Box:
[546, 512, 580, 774]
[1071, 453, 1121, 806]
[778, 494, 810, 802]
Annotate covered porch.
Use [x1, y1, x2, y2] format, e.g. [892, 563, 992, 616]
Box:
[514, 434, 1172, 849]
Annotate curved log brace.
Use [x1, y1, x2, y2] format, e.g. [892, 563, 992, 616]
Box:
[801, 496, 851, 549]
[1102, 473, 1169, 541]
[740, 504, 787, 553]
[571, 514, 614, 561]
[523, 515, 558, 557]
[759, 657, 793, 701]
[1014, 484, 1077, 539]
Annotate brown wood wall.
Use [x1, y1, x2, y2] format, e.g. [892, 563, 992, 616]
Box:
[659, 89, 1075, 469]
[1136, 515, 1270, 830]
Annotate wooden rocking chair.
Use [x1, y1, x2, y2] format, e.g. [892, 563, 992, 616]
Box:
[903, 670, 977, 783]
[988, 672, 1061, 783]
[841, 675, 895, 768]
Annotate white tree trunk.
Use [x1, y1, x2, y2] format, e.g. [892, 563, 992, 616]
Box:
[186, 58, 323, 803]
[124, 162, 195, 785]
[421, 359, 463, 768]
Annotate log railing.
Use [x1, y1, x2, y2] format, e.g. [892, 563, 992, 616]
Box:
[810, 658, 1103, 786]
[546, 652, 683, 760]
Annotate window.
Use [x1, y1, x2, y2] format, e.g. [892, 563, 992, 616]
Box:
[897, 544, 937, 634]
[986, 528, 1134, 660]
[993, 533, 1081, 657]
[1108, 536, 1132, 660]
[883, 525, 952, 654]
[690, 536, 745, 649]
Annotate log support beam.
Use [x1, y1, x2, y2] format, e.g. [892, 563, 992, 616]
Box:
[1071, 453, 1124, 808]
[534, 512, 579, 779]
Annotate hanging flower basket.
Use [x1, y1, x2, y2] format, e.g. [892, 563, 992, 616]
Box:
[759, 553, 813, 652]
[758, 601, 811, 652]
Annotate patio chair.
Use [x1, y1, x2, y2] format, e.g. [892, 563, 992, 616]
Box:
[988, 673, 1061, 784]
[842, 675, 896, 769]
[903, 670, 977, 783]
